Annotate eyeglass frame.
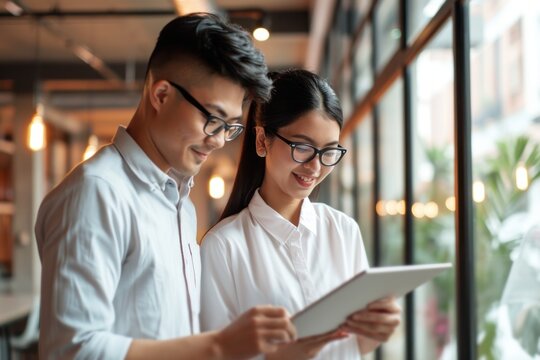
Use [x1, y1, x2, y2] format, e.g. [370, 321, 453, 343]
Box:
[167, 80, 245, 141]
[270, 132, 347, 166]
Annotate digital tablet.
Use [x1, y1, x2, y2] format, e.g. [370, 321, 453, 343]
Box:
[292, 263, 452, 338]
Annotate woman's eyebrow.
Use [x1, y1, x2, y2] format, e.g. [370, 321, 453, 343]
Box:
[289, 134, 340, 147]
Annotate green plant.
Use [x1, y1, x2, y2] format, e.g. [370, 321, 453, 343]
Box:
[475, 135, 540, 359]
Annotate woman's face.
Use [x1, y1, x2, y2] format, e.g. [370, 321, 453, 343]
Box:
[258, 109, 342, 205]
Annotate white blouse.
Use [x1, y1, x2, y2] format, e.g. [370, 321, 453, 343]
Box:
[200, 190, 369, 360]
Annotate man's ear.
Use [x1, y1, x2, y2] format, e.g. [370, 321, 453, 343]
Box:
[254, 126, 267, 157]
[148, 80, 171, 112]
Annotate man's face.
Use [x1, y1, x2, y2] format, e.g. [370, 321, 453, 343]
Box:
[148, 73, 246, 176]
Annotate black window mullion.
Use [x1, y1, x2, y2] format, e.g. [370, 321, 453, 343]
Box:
[453, 0, 476, 359]
[400, 0, 415, 359]
[371, 5, 383, 359]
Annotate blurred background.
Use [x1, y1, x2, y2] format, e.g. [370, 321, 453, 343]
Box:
[1, 0, 540, 359]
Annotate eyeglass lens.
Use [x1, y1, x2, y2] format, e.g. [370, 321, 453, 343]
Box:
[204, 117, 244, 141]
[292, 144, 344, 166]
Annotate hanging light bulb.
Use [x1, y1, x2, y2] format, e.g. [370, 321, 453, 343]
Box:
[208, 175, 225, 199]
[515, 162, 529, 191]
[253, 12, 270, 42]
[83, 135, 99, 160]
[253, 27, 270, 41]
[28, 103, 45, 151]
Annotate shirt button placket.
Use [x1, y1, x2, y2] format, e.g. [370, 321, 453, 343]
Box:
[289, 232, 316, 305]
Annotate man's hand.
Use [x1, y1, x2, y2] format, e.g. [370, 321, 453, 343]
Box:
[265, 330, 349, 360]
[342, 297, 401, 343]
[215, 305, 296, 359]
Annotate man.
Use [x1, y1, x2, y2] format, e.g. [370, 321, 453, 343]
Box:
[35, 13, 295, 359]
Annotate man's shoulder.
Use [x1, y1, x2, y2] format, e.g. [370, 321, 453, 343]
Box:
[43, 145, 129, 203]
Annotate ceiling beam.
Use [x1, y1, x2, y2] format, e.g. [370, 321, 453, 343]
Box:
[0, 9, 309, 33]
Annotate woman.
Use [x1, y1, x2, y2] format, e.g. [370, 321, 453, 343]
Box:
[200, 69, 400, 359]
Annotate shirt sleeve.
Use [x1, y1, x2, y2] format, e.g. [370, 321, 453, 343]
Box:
[199, 231, 239, 332]
[36, 175, 132, 359]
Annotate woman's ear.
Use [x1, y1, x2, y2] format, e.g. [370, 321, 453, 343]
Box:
[254, 126, 267, 157]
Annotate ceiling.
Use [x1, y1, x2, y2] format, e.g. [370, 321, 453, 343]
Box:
[0, 0, 315, 139]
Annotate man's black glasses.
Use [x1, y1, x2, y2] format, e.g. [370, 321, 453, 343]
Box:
[272, 132, 347, 166]
[168, 81, 244, 141]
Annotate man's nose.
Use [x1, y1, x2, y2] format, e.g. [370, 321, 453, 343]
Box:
[205, 129, 227, 150]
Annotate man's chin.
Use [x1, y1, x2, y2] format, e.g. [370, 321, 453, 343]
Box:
[171, 162, 202, 177]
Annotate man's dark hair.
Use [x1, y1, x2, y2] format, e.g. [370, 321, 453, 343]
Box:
[147, 13, 272, 102]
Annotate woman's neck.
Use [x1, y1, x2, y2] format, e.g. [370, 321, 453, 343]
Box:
[259, 184, 303, 226]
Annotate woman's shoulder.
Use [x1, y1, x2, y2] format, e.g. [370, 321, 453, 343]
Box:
[202, 208, 251, 246]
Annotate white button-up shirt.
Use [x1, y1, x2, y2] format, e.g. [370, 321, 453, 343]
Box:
[200, 190, 369, 360]
[36, 127, 200, 359]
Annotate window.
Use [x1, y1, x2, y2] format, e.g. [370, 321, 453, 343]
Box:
[470, 1, 540, 358]
[411, 20, 456, 360]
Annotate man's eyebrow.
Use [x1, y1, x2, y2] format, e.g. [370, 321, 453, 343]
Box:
[289, 134, 340, 147]
[205, 104, 243, 122]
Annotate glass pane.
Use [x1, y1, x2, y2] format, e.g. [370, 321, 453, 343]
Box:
[327, 6, 350, 79]
[411, 20, 456, 360]
[352, 0, 371, 29]
[470, 1, 540, 358]
[339, 136, 356, 217]
[340, 62, 354, 119]
[353, 22, 373, 102]
[375, 0, 400, 71]
[378, 78, 405, 267]
[356, 114, 374, 265]
[408, 0, 444, 43]
[378, 78, 405, 359]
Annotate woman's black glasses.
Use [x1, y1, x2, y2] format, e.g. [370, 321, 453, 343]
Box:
[272, 132, 347, 166]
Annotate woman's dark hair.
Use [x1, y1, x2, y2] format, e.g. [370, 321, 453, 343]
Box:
[219, 69, 344, 221]
[147, 13, 272, 102]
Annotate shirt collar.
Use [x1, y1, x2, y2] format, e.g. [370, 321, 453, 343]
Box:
[112, 126, 193, 192]
[248, 189, 318, 246]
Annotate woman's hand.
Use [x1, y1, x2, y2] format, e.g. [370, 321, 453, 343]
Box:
[265, 330, 349, 360]
[340, 296, 401, 354]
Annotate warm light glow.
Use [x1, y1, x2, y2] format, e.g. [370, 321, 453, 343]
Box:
[375, 200, 387, 216]
[385, 200, 398, 216]
[28, 112, 46, 151]
[172, 0, 213, 15]
[411, 202, 425, 218]
[83, 135, 99, 161]
[424, 201, 439, 218]
[515, 163, 529, 191]
[253, 27, 270, 41]
[473, 180, 485, 203]
[445, 196, 456, 212]
[397, 200, 406, 215]
[209, 176, 225, 199]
